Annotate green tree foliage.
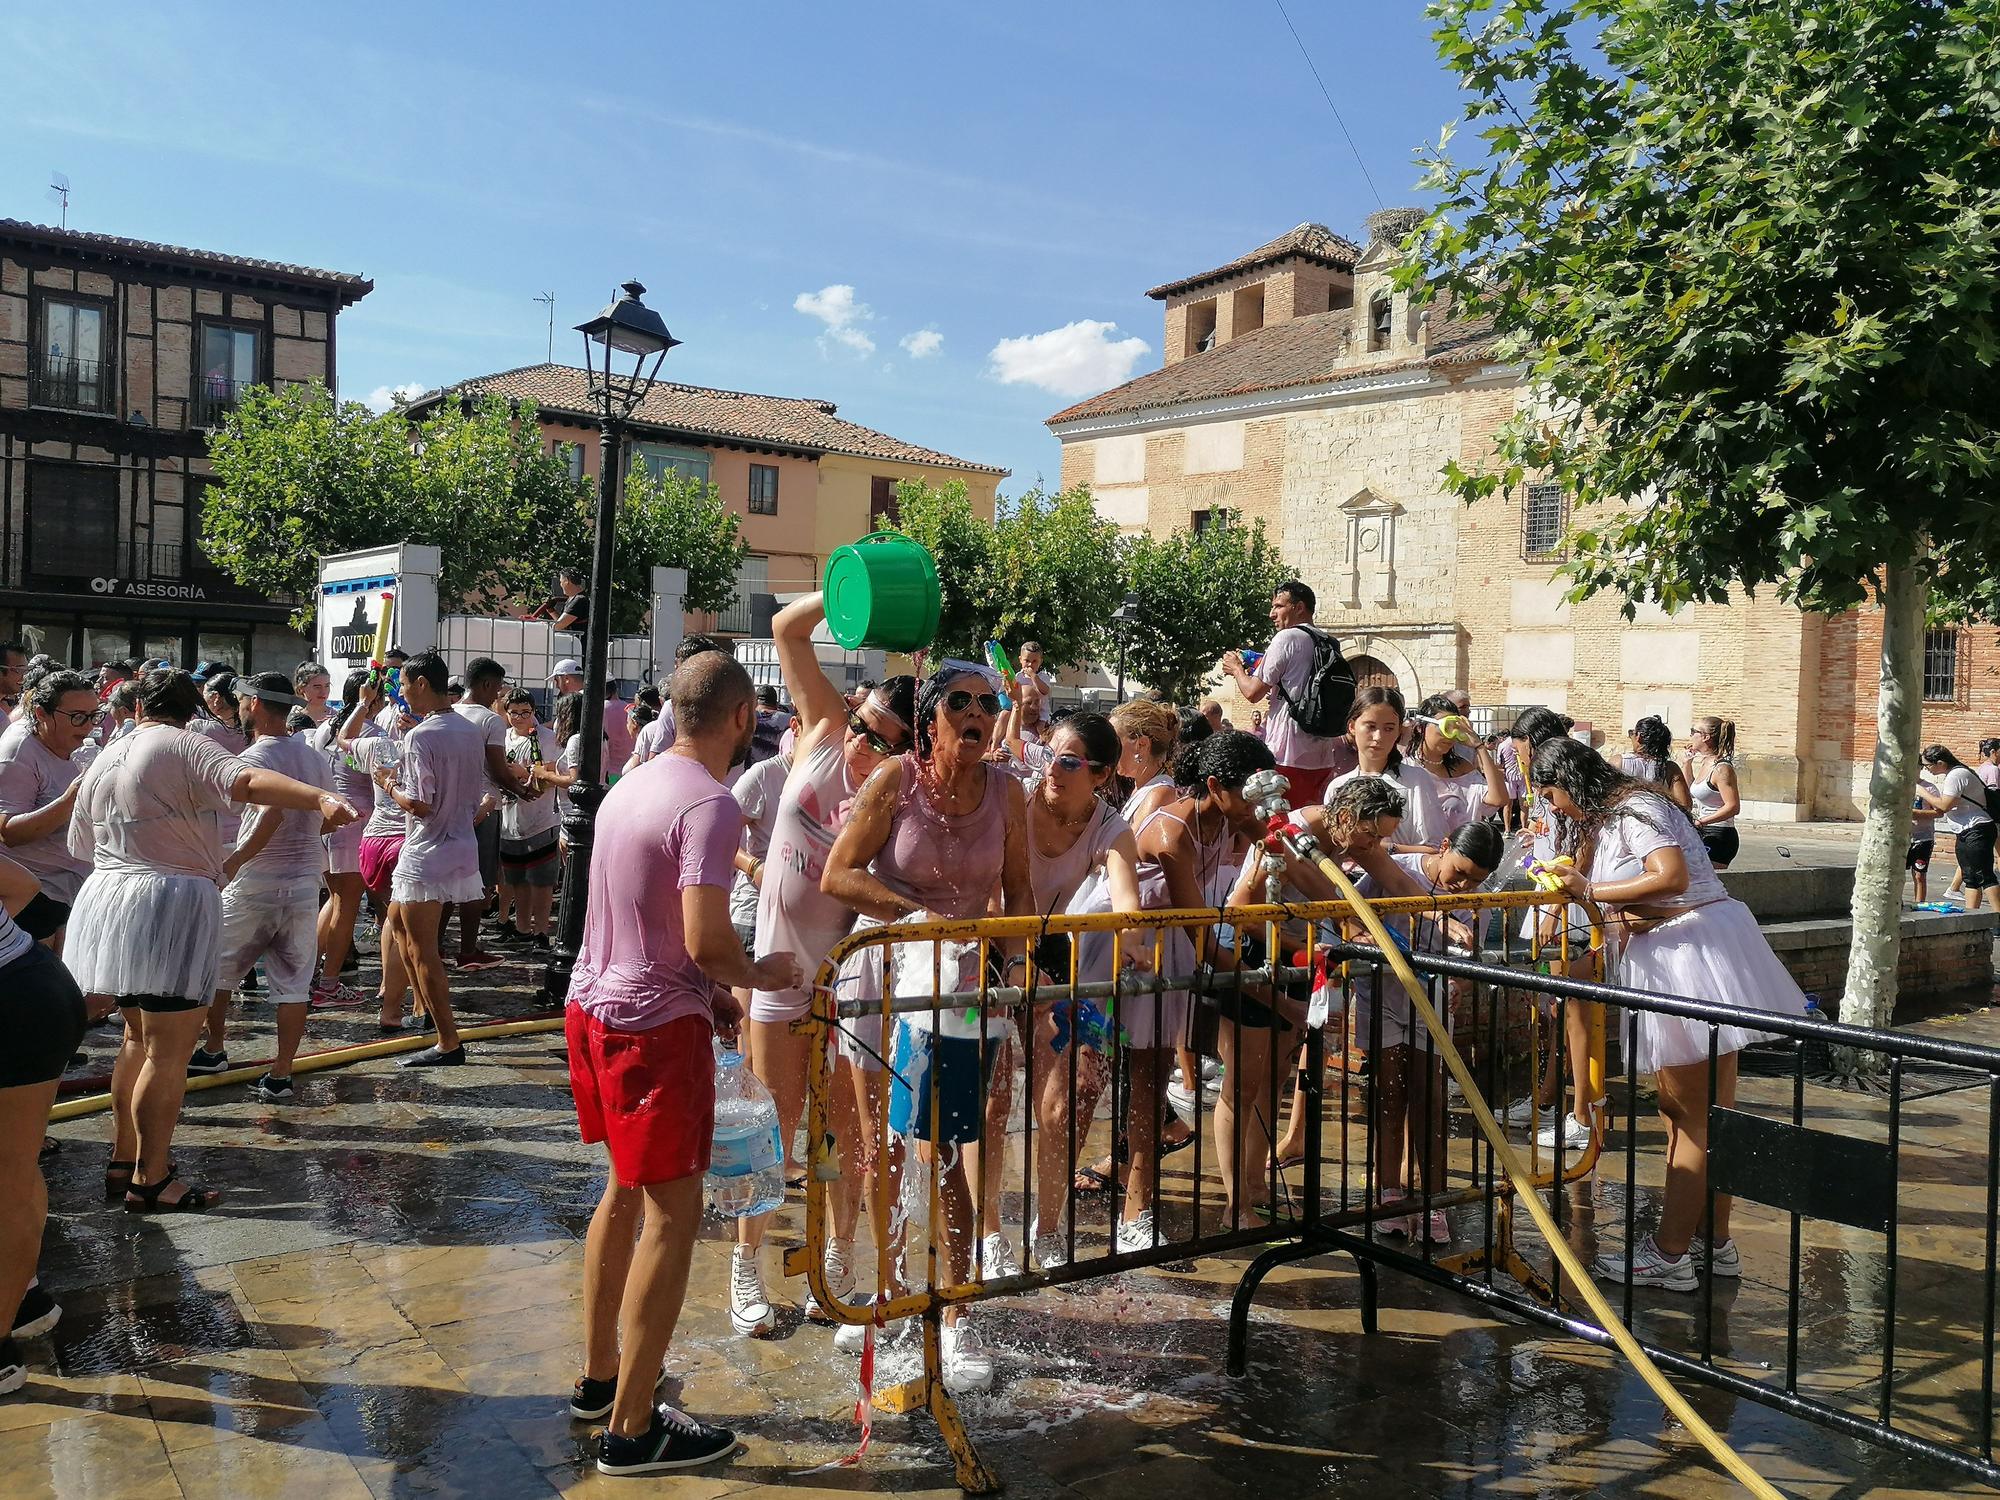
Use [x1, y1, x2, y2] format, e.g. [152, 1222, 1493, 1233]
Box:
[1119, 520, 1289, 705]
[881, 478, 996, 660]
[204, 383, 590, 631]
[612, 459, 749, 631]
[983, 485, 1127, 669]
[203, 383, 748, 637]
[1412, 0, 2000, 1025]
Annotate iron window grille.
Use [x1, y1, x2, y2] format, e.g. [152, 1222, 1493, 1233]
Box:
[1522, 481, 1569, 561]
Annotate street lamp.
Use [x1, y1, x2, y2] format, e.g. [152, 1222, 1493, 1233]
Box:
[546, 280, 681, 998]
[1113, 591, 1142, 703]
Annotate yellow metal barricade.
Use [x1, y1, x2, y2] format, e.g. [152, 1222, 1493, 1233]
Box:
[783, 888, 1611, 1493]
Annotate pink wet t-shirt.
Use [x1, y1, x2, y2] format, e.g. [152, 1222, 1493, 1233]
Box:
[69, 724, 249, 881]
[1254, 625, 1341, 770]
[570, 752, 743, 1032]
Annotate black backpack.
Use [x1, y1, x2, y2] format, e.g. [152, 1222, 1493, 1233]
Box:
[1272, 625, 1356, 738]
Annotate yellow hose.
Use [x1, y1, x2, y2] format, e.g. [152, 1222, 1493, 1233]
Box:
[48, 1014, 566, 1122]
[1302, 847, 1782, 1498]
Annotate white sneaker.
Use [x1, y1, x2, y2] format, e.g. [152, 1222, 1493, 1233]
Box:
[940, 1319, 994, 1394]
[1501, 1098, 1551, 1128]
[728, 1247, 774, 1336]
[979, 1232, 1021, 1280]
[1165, 1078, 1199, 1124]
[1592, 1233, 1698, 1293]
[1115, 1209, 1158, 1256]
[1031, 1231, 1069, 1270]
[833, 1307, 910, 1355]
[803, 1238, 856, 1321]
[1535, 1113, 1593, 1151]
[1689, 1235, 1741, 1278]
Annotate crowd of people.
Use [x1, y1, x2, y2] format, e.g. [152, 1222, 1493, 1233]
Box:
[0, 575, 1948, 1473]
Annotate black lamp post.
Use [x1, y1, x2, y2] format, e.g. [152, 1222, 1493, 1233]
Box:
[545, 280, 680, 999]
[1113, 591, 1142, 703]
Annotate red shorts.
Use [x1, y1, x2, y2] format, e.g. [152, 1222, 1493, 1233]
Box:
[359, 834, 404, 899]
[567, 1007, 715, 1187]
[1278, 763, 1334, 806]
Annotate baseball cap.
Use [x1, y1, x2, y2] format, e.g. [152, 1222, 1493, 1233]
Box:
[549, 657, 584, 681]
[190, 658, 226, 683]
[236, 671, 304, 706]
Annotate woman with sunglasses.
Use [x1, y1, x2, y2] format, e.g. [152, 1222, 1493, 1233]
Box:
[1531, 737, 1797, 1290]
[726, 592, 916, 1340]
[1012, 712, 1146, 1270]
[0, 669, 99, 950]
[820, 665, 1033, 1393]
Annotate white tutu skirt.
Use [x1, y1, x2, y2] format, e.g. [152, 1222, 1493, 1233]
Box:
[65, 870, 222, 1001]
[390, 869, 486, 907]
[1610, 898, 1800, 1072]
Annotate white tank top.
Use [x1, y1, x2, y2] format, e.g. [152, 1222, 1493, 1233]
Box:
[751, 734, 864, 1008]
[1688, 758, 1734, 827]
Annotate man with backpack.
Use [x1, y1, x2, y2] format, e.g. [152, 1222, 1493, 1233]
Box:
[1220, 579, 1355, 804]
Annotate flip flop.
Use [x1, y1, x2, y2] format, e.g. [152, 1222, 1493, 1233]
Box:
[1159, 1129, 1196, 1157]
[1072, 1165, 1114, 1194]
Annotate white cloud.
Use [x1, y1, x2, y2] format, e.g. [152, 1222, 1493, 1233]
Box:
[363, 382, 426, 413]
[794, 284, 876, 357]
[899, 327, 944, 359]
[987, 320, 1151, 399]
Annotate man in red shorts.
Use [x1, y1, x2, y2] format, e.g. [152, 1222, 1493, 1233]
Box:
[566, 650, 800, 1476]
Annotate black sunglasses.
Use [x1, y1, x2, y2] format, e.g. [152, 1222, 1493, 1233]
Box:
[944, 690, 1001, 716]
[1051, 752, 1106, 774]
[846, 712, 902, 757]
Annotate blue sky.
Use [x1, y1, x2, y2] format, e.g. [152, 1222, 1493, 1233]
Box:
[2, 2, 1470, 492]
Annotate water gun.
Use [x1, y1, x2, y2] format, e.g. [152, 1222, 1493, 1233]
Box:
[1437, 713, 1477, 745]
[1522, 854, 1575, 892]
[363, 592, 408, 710]
[1050, 996, 1115, 1056]
[1239, 649, 1264, 669]
[983, 640, 1015, 709]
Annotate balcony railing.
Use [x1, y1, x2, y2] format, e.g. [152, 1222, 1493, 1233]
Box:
[28, 354, 113, 414]
[192, 375, 248, 429]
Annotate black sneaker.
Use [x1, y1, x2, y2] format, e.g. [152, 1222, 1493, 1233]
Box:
[253, 1075, 296, 1103]
[0, 1338, 24, 1397]
[596, 1406, 735, 1475]
[570, 1375, 616, 1421]
[399, 1044, 466, 1069]
[187, 1048, 230, 1076]
[240, 969, 262, 995]
[12, 1285, 59, 1340]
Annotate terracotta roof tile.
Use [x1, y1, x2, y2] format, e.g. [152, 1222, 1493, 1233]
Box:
[0, 219, 372, 304]
[1044, 292, 1500, 426]
[1146, 222, 1364, 300]
[412, 364, 1006, 475]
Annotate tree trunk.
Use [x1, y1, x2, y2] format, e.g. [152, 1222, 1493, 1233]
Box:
[1840, 560, 1926, 1029]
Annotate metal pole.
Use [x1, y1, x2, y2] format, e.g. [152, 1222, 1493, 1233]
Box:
[546, 414, 622, 998]
[1116, 632, 1127, 704]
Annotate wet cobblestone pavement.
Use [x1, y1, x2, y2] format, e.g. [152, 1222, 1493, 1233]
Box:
[16, 929, 2000, 1498]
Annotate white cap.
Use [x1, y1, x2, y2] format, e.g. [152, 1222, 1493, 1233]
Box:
[549, 658, 585, 681]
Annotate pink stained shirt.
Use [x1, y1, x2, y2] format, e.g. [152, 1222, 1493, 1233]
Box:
[602, 697, 635, 774]
[397, 710, 488, 886]
[569, 751, 743, 1032]
[1253, 625, 1342, 770]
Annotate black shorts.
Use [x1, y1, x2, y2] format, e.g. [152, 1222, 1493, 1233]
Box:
[1907, 839, 1935, 872]
[1956, 821, 1999, 889]
[475, 814, 501, 890]
[16, 892, 70, 941]
[1700, 827, 1740, 867]
[116, 992, 207, 1015]
[1, 942, 88, 1088]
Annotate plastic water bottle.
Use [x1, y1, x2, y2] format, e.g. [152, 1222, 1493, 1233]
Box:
[708, 1047, 785, 1217]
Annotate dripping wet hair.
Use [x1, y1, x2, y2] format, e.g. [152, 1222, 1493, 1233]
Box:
[1170, 728, 1275, 797]
[1530, 736, 1685, 856]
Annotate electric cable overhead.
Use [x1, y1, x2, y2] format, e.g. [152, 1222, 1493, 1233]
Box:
[1272, 0, 1385, 210]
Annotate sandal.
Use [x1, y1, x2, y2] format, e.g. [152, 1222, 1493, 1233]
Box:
[1251, 1200, 1303, 1226]
[103, 1159, 135, 1200]
[124, 1170, 221, 1214]
[41, 1137, 62, 1163]
[1073, 1165, 1114, 1194]
[1159, 1128, 1196, 1157]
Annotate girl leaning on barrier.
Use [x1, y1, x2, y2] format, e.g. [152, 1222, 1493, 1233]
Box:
[1530, 737, 1804, 1292]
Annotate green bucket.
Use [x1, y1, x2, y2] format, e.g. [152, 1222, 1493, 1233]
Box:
[823, 532, 941, 652]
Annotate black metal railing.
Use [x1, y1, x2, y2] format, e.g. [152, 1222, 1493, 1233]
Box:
[1228, 941, 2000, 1490]
[192, 375, 247, 428]
[28, 353, 113, 413]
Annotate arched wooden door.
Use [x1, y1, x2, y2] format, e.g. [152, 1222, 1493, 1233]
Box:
[1345, 653, 1399, 694]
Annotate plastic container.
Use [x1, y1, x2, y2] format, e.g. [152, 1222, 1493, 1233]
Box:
[708, 1047, 785, 1218]
[822, 532, 941, 652]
